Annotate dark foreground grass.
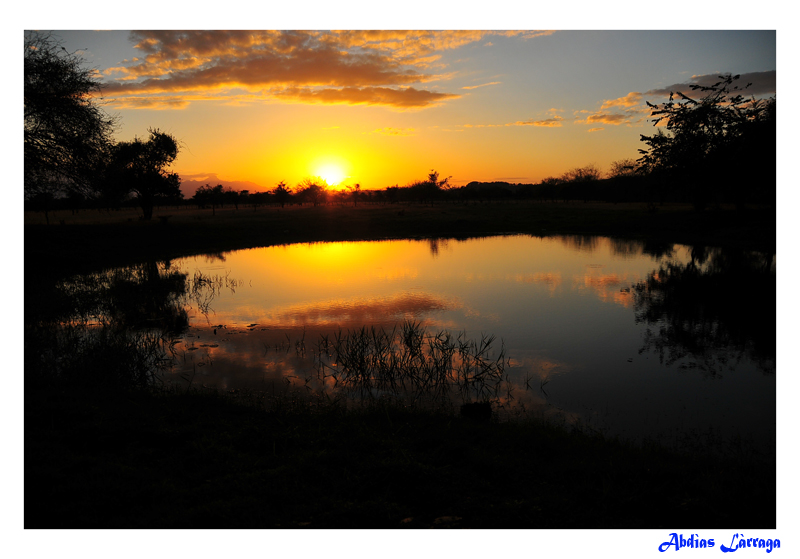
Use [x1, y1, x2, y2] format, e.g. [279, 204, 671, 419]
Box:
[24, 382, 775, 529]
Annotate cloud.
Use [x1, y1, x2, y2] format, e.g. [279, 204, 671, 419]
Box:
[587, 128, 604, 132]
[100, 30, 551, 110]
[600, 92, 643, 110]
[645, 70, 776, 98]
[509, 116, 564, 127]
[574, 104, 649, 126]
[461, 108, 566, 129]
[577, 112, 630, 125]
[462, 81, 501, 90]
[107, 96, 191, 110]
[271, 86, 459, 108]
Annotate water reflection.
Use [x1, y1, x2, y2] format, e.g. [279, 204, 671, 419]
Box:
[54, 260, 189, 335]
[574, 267, 637, 308]
[255, 293, 453, 327]
[34, 234, 776, 449]
[633, 247, 776, 376]
[427, 238, 451, 257]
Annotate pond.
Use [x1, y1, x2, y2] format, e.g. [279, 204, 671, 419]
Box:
[55, 234, 776, 450]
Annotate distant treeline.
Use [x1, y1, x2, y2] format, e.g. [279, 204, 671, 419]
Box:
[25, 159, 775, 217]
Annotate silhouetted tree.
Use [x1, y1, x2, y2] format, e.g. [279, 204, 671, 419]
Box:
[603, 159, 646, 204]
[385, 185, 400, 204]
[297, 178, 328, 206]
[428, 170, 452, 190]
[559, 165, 601, 202]
[249, 191, 269, 209]
[408, 170, 451, 205]
[193, 183, 224, 215]
[561, 165, 601, 183]
[272, 181, 292, 208]
[607, 159, 638, 179]
[106, 129, 182, 220]
[346, 183, 361, 206]
[222, 187, 241, 209]
[538, 177, 564, 202]
[638, 74, 776, 210]
[24, 31, 117, 200]
[238, 190, 250, 209]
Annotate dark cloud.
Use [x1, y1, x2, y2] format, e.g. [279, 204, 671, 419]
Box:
[645, 70, 776, 98]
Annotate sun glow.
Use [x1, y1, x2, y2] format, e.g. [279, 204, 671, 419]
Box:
[317, 165, 347, 187]
[312, 156, 350, 188]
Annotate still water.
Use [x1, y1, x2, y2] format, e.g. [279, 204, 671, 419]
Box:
[136, 234, 775, 449]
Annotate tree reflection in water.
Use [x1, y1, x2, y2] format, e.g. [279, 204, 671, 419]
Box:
[633, 247, 775, 376]
[28, 260, 239, 388]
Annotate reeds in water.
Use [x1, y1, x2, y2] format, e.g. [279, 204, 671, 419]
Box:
[313, 321, 506, 410]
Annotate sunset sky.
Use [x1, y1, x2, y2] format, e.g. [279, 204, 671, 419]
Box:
[42, 26, 776, 196]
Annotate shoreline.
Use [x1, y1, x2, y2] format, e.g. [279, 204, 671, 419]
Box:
[25, 201, 776, 280]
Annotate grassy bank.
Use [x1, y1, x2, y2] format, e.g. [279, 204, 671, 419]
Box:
[24, 382, 775, 529]
[25, 201, 775, 279]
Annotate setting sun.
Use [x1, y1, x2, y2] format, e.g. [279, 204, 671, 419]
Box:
[313, 159, 349, 188]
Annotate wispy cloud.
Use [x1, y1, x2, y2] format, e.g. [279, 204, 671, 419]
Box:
[510, 116, 564, 127]
[101, 30, 552, 110]
[461, 108, 565, 129]
[462, 81, 501, 90]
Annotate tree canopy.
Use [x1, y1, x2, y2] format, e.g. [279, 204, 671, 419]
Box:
[637, 74, 775, 209]
[24, 31, 117, 199]
[106, 129, 182, 220]
[296, 178, 328, 207]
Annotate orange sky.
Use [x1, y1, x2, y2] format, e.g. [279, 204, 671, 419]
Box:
[50, 29, 776, 195]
